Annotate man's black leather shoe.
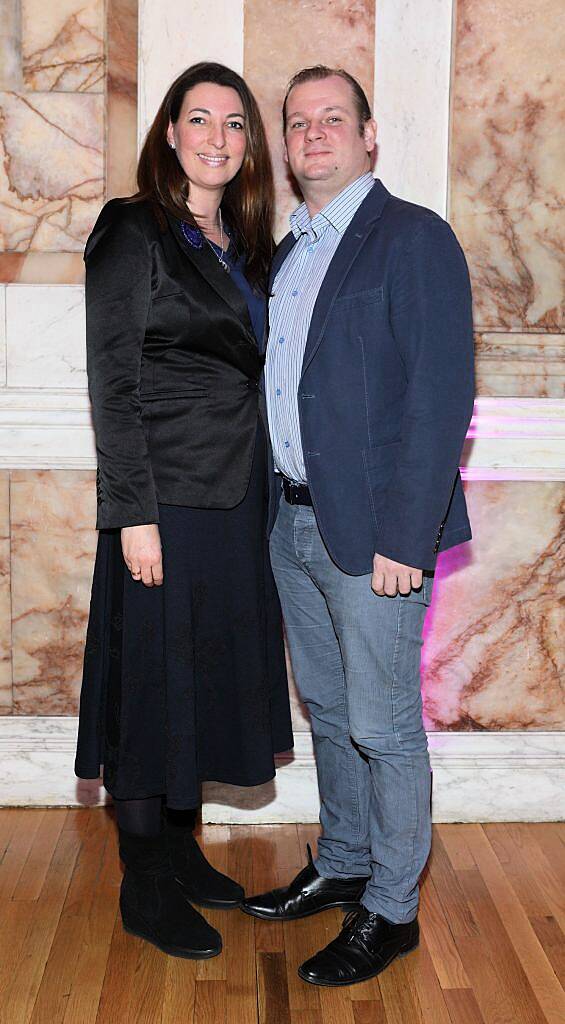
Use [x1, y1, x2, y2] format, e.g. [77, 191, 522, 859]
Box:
[241, 845, 369, 921]
[298, 907, 419, 986]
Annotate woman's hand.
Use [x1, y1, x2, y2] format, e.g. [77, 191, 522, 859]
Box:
[121, 524, 163, 586]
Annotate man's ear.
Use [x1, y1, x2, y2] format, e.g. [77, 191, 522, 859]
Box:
[364, 118, 377, 155]
[282, 136, 289, 165]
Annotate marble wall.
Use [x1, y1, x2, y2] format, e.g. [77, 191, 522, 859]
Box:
[449, 0, 565, 398]
[0, 0, 138, 284]
[244, 0, 376, 238]
[0, 0, 562, 748]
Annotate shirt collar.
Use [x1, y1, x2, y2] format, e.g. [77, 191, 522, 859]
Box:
[290, 172, 375, 240]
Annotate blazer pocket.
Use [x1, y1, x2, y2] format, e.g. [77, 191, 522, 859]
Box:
[151, 290, 185, 301]
[362, 440, 401, 525]
[332, 286, 384, 312]
[140, 387, 209, 401]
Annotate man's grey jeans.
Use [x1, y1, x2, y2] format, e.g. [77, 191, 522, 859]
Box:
[269, 496, 432, 924]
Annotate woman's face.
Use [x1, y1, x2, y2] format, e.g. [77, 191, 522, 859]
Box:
[167, 82, 247, 200]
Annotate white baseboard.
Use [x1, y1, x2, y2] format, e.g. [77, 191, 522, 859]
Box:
[0, 718, 563, 823]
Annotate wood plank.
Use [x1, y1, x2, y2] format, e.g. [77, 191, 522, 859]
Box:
[251, 825, 285, 954]
[95, 911, 166, 1023]
[0, 830, 81, 1024]
[502, 824, 565, 934]
[195, 825, 230, 981]
[291, 1012, 322, 1024]
[428, 832, 480, 940]
[418, 870, 470, 989]
[258, 951, 291, 1024]
[62, 819, 121, 1024]
[0, 809, 45, 899]
[30, 810, 110, 1023]
[443, 987, 487, 1024]
[0, 809, 26, 855]
[465, 824, 565, 1024]
[483, 824, 555, 921]
[438, 824, 477, 872]
[456, 866, 547, 1024]
[377, 955, 424, 1024]
[225, 826, 258, 1024]
[529, 916, 565, 989]
[161, 958, 197, 1024]
[13, 809, 67, 901]
[528, 825, 565, 888]
[403, 936, 454, 1024]
[194, 979, 226, 1024]
[280, 827, 322, 1012]
[352, 1002, 386, 1024]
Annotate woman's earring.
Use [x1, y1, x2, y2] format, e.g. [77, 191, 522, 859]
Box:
[168, 141, 176, 150]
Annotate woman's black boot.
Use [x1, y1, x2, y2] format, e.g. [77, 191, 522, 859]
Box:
[164, 816, 244, 909]
[118, 827, 222, 958]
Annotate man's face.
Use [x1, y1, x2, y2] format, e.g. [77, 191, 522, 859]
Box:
[283, 75, 376, 196]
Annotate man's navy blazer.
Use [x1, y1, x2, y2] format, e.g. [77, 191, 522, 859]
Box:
[261, 179, 475, 574]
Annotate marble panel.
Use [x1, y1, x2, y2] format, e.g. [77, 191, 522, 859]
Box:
[0, 285, 5, 384]
[138, 0, 244, 141]
[449, 0, 565, 331]
[6, 285, 86, 389]
[244, 0, 376, 240]
[0, 0, 21, 89]
[374, 0, 453, 216]
[0, 92, 103, 253]
[422, 481, 565, 730]
[0, 472, 11, 711]
[107, 0, 138, 199]
[475, 333, 565, 398]
[21, 0, 104, 92]
[10, 470, 97, 715]
[0, 253, 85, 284]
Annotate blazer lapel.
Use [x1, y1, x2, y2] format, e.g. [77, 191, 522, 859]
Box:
[301, 180, 391, 377]
[166, 211, 257, 344]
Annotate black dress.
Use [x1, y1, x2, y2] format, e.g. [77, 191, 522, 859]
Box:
[75, 240, 293, 808]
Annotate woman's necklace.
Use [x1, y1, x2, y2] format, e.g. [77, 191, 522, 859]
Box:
[181, 210, 230, 274]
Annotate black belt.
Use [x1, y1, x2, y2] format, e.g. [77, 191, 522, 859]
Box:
[282, 477, 313, 506]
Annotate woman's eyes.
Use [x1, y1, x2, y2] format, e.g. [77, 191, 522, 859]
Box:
[188, 117, 244, 130]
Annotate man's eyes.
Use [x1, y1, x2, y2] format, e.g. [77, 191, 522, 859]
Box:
[290, 117, 343, 129]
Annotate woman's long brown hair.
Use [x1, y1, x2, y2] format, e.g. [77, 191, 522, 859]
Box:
[132, 62, 274, 291]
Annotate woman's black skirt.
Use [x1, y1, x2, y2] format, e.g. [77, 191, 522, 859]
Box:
[75, 421, 293, 808]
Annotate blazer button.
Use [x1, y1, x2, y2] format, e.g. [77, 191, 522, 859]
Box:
[246, 380, 258, 390]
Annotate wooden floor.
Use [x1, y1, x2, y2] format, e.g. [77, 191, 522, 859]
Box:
[0, 811, 564, 1023]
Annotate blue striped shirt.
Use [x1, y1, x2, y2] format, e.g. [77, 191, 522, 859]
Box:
[265, 172, 375, 483]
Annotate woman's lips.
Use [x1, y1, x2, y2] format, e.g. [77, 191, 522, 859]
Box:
[197, 154, 229, 167]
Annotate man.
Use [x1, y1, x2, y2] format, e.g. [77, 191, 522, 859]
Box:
[243, 66, 475, 987]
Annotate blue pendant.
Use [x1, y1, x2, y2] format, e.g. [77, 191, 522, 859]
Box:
[181, 221, 203, 249]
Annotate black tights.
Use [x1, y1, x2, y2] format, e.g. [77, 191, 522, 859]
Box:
[114, 796, 198, 837]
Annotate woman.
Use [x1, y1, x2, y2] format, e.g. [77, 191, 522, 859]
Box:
[75, 62, 293, 960]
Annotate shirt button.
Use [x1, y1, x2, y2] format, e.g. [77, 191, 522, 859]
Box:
[291, 289, 298, 296]
[307, 246, 313, 254]
[284, 441, 290, 448]
[278, 337, 285, 344]
[276, 388, 281, 396]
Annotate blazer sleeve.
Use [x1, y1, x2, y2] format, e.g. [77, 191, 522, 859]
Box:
[375, 216, 475, 569]
[85, 201, 160, 530]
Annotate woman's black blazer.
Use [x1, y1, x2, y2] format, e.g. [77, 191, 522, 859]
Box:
[85, 198, 264, 530]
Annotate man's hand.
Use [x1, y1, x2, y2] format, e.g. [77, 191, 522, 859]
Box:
[371, 553, 422, 597]
[121, 524, 163, 587]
